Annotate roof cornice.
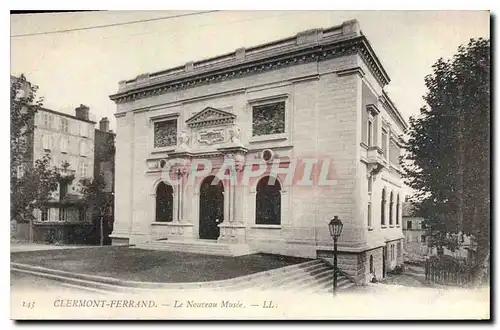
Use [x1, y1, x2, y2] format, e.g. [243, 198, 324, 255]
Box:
[379, 91, 409, 131]
[109, 21, 391, 105]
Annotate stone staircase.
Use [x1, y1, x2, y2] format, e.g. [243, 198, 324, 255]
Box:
[11, 259, 356, 295]
[224, 259, 356, 294]
[133, 239, 256, 257]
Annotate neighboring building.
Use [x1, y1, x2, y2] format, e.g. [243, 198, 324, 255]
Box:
[93, 117, 116, 244]
[11, 75, 98, 243]
[109, 20, 407, 284]
[94, 117, 115, 193]
[402, 201, 473, 261]
[31, 104, 96, 243]
[402, 202, 430, 256]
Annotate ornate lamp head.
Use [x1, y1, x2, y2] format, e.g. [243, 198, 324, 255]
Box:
[328, 216, 344, 239]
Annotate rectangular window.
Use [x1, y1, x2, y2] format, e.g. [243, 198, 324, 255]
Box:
[41, 208, 49, 221]
[42, 135, 52, 151]
[43, 113, 53, 129]
[397, 242, 402, 257]
[367, 120, 373, 146]
[59, 183, 68, 200]
[407, 220, 412, 229]
[252, 101, 285, 136]
[60, 138, 68, 154]
[368, 175, 372, 193]
[154, 120, 178, 148]
[60, 118, 69, 133]
[421, 235, 426, 243]
[59, 208, 66, 221]
[79, 140, 89, 157]
[390, 140, 400, 165]
[80, 162, 88, 178]
[382, 130, 388, 159]
[80, 123, 88, 137]
[367, 203, 372, 228]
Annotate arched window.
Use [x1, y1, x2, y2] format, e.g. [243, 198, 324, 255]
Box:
[389, 191, 394, 225]
[396, 194, 400, 225]
[369, 255, 374, 274]
[256, 176, 281, 225]
[156, 181, 173, 222]
[381, 188, 386, 226]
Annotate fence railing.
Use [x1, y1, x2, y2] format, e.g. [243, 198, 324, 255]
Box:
[425, 256, 473, 286]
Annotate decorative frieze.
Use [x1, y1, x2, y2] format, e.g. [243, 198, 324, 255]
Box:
[109, 36, 391, 104]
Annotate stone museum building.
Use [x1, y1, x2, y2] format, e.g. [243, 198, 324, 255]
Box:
[109, 20, 407, 284]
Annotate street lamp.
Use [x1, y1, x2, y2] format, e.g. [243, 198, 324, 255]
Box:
[328, 216, 343, 296]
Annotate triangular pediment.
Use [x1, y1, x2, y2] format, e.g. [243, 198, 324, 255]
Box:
[186, 107, 236, 128]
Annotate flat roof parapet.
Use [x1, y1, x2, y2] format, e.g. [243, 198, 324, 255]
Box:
[110, 19, 391, 101]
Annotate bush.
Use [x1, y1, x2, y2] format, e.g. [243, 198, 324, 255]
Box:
[44, 228, 58, 244]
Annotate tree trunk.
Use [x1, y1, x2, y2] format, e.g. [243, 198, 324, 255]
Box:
[29, 217, 33, 243]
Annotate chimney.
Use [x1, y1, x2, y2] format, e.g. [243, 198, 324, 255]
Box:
[99, 117, 110, 132]
[75, 104, 90, 121]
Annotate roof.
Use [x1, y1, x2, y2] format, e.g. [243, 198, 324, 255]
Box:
[109, 19, 393, 105]
[402, 202, 417, 217]
[40, 107, 96, 124]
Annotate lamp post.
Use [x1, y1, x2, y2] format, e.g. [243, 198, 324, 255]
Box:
[328, 216, 343, 296]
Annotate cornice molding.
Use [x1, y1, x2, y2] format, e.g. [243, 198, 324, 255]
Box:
[379, 91, 408, 131]
[109, 36, 390, 105]
[336, 66, 365, 78]
[149, 112, 180, 121]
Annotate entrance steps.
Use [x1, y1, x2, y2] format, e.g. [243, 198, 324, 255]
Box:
[133, 239, 256, 257]
[224, 259, 356, 294]
[11, 259, 356, 294]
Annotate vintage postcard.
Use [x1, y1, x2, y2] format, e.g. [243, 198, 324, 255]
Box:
[10, 9, 490, 320]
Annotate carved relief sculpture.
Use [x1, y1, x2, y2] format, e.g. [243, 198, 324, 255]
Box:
[252, 101, 285, 136]
[154, 120, 177, 148]
[177, 130, 190, 150]
[229, 124, 242, 145]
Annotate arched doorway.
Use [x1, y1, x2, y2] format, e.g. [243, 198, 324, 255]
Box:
[199, 176, 224, 240]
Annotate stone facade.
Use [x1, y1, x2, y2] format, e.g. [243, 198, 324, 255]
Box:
[109, 20, 407, 283]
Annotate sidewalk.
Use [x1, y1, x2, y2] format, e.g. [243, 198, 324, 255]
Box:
[10, 241, 104, 253]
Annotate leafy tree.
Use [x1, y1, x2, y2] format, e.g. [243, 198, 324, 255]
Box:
[11, 75, 59, 240]
[79, 175, 113, 246]
[403, 38, 490, 284]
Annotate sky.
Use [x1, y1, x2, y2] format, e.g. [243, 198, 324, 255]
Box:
[10, 10, 490, 131]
